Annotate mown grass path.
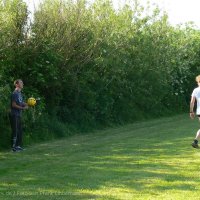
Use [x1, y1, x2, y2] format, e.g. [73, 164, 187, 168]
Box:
[0, 114, 200, 200]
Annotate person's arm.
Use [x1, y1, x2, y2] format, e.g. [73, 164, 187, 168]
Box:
[12, 101, 28, 110]
[190, 96, 196, 119]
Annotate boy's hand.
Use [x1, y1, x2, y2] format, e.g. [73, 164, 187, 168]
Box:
[190, 112, 195, 119]
[22, 105, 29, 110]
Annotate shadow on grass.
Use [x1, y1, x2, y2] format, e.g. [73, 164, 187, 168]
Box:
[0, 114, 199, 199]
[0, 192, 105, 200]
[81, 142, 198, 192]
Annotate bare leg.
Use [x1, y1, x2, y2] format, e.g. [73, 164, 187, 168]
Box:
[196, 118, 200, 140]
[195, 129, 200, 140]
[192, 119, 200, 148]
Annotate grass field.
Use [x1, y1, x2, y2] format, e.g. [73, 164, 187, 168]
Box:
[0, 114, 200, 200]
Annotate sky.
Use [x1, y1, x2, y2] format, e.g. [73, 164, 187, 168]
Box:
[149, 0, 200, 28]
[24, 0, 200, 28]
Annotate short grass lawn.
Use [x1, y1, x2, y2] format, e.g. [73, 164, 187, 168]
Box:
[0, 114, 200, 200]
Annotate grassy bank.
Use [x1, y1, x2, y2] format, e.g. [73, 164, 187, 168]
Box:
[0, 114, 199, 200]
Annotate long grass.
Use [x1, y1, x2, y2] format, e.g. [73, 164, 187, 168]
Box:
[0, 114, 199, 200]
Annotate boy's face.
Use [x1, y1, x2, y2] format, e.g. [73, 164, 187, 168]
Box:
[197, 79, 200, 86]
[16, 80, 24, 89]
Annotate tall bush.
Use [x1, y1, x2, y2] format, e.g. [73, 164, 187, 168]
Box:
[0, 0, 200, 149]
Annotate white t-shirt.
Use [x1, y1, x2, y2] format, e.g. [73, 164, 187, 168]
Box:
[191, 87, 200, 115]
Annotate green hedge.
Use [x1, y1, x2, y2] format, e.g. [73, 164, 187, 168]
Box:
[0, 0, 199, 149]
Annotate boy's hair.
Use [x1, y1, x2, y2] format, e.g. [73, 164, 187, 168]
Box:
[196, 75, 200, 82]
[14, 79, 22, 86]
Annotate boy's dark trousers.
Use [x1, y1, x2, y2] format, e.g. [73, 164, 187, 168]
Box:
[9, 113, 23, 148]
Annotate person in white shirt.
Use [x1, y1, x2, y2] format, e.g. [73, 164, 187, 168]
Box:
[190, 75, 200, 148]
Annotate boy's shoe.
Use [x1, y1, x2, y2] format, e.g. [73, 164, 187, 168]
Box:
[15, 146, 24, 151]
[192, 142, 199, 148]
[12, 147, 20, 152]
[12, 146, 24, 152]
